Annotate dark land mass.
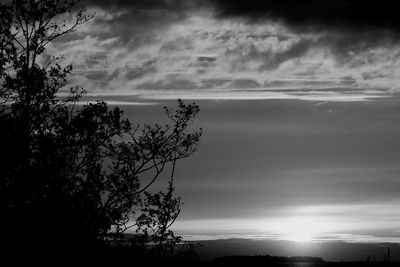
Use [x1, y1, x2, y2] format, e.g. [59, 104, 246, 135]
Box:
[211, 256, 399, 267]
[4, 242, 399, 267]
[192, 238, 400, 262]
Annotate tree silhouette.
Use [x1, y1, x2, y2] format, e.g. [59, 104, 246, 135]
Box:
[0, 0, 202, 255]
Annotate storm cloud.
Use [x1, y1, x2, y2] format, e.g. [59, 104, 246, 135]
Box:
[81, 0, 400, 31]
[28, 0, 395, 100]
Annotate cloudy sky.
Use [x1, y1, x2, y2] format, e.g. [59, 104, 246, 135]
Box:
[45, 0, 400, 101]
[52, 0, 400, 246]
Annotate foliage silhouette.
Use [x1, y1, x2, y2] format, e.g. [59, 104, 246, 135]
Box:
[0, 0, 202, 255]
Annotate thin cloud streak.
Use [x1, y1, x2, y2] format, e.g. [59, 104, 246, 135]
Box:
[133, 90, 387, 102]
[75, 89, 388, 103]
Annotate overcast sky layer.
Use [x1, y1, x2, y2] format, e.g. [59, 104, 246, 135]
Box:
[35, 0, 399, 102]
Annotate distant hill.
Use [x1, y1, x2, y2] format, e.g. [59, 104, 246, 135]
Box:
[214, 255, 324, 264]
[191, 238, 400, 262]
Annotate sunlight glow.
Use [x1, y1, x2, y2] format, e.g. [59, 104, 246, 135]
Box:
[172, 203, 400, 243]
[272, 216, 331, 243]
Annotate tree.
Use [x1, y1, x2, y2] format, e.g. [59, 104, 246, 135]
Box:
[0, 0, 202, 254]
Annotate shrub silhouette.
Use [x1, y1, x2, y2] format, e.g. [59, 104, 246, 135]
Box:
[0, 0, 202, 255]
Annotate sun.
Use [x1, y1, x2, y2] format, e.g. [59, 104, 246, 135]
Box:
[286, 229, 314, 243]
[270, 216, 330, 243]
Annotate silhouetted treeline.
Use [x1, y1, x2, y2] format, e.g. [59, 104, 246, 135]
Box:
[0, 0, 202, 258]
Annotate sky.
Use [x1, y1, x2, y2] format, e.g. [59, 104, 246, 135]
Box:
[46, 0, 400, 249]
[45, 0, 400, 101]
[117, 99, 400, 246]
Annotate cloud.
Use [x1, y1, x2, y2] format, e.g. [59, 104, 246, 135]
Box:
[43, 3, 400, 101]
[82, 0, 202, 11]
[78, 0, 400, 32]
[209, 0, 400, 32]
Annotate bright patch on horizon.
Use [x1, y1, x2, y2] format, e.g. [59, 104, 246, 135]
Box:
[170, 202, 400, 243]
[269, 216, 329, 243]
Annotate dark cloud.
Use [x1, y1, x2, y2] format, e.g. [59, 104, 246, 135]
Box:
[124, 60, 157, 80]
[81, 0, 202, 13]
[259, 38, 312, 71]
[68, 0, 201, 49]
[85, 70, 107, 80]
[160, 37, 194, 52]
[84, 52, 108, 68]
[211, 0, 400, 31]
[80, 0, 400, 32]
[137, 78, 198, 90]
